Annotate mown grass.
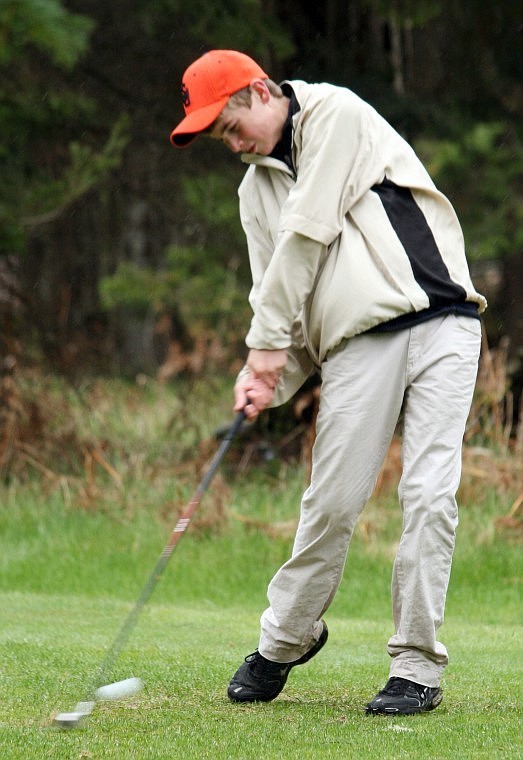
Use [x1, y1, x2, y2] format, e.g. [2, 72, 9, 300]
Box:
[1, 591, 520, 758]
[0, 373, 521, 758]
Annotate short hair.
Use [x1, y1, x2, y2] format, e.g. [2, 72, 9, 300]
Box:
[229, 79, 283, 107]
[204, 79, 283, 133]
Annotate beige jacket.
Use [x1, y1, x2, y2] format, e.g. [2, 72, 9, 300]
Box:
[238, 80, 486, 405]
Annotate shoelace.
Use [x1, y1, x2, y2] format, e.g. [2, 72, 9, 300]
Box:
[383, 677, 418, 695]
[246, 651, 288, 677]
[245, 651, 267, 674]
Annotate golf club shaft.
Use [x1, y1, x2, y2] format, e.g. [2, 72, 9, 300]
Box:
[91, 407, 246, 689]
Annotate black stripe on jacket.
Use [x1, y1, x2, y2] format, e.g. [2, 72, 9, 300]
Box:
[371, 178, 467, 307]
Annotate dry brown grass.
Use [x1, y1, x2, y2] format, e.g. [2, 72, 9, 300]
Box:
[0, 332, 521, 539]
[460, 332, 522, 538]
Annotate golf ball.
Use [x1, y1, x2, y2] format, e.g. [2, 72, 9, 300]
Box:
[95, 676, 143, 701]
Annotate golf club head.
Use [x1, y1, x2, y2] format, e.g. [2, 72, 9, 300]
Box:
[52, 403, 242, 731]
[53, 678, 143, 729]
[53, 700, 95, 729]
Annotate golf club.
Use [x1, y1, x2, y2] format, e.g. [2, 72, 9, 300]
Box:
[53, 406, 246, 728]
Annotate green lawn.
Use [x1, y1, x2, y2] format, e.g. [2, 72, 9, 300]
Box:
[1, 471, 521, 759]
[0, 373, 521, 757]
[0, 593, 521, 759]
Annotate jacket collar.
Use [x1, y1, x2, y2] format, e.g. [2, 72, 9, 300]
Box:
[241, 81, 301, 174]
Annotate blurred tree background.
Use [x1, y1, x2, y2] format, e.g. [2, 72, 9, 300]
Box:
[0, 0, 521, 396]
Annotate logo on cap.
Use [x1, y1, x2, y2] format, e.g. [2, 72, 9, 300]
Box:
[181, 83, 190, 107]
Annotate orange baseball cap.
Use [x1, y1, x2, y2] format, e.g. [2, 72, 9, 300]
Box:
[170, 50, 268, 148]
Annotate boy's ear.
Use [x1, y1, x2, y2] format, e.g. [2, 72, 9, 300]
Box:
[250, 78, 270, 102]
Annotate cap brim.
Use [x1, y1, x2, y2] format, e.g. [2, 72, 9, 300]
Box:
[170, 97, 229, 148]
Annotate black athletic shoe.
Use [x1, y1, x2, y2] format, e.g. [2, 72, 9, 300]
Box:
[227, 621, 328, 703]
[366, 676, 443, 715]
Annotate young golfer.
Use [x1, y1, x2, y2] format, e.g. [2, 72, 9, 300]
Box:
[170, 50, 486, 715]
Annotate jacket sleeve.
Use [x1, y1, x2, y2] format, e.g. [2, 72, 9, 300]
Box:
[245, 90, 387, 349]
[238, 187, 316, 402]
[246, 230, 327, 349]
[282, 88, 386, 242]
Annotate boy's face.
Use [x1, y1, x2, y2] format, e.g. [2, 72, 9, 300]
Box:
[210, 80, 288, 155]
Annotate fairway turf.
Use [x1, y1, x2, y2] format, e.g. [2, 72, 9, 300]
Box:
[0, 373, 521, 758]
[0, 594, 521, 759]
[1, 486, 521, 760]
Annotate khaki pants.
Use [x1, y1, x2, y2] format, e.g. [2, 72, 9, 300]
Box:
[258, 314, 482, 687]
